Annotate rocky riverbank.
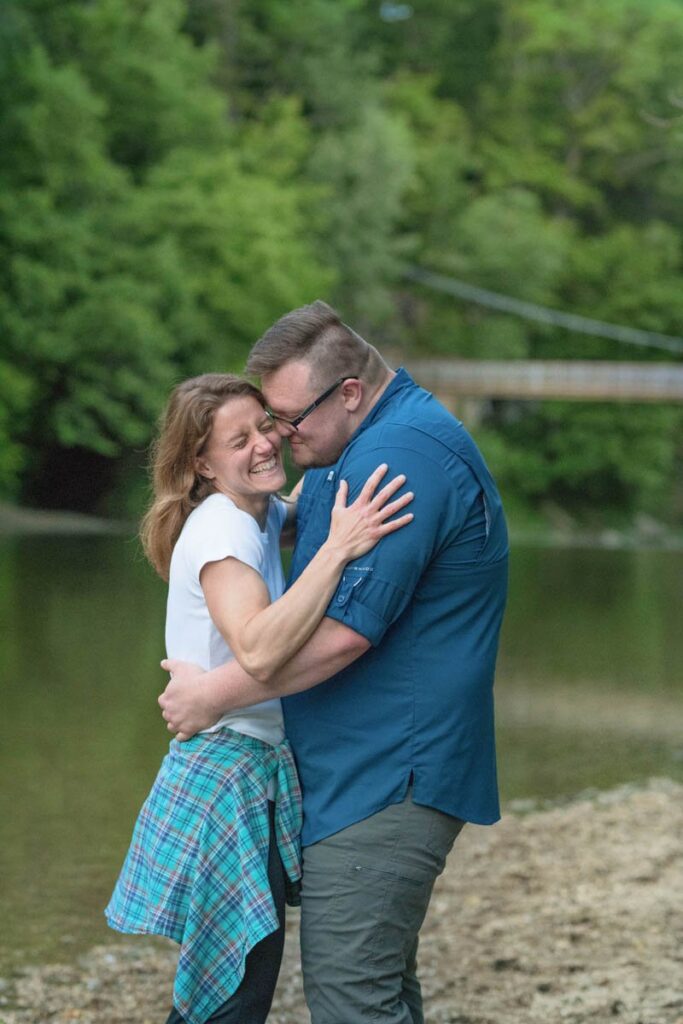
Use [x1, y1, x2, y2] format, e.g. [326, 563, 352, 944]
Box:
[2, 779, 681, 1024]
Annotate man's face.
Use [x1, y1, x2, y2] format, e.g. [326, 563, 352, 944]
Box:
[262, 361, 352, 469]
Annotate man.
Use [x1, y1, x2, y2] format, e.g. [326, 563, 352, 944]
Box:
[160, 300, 508, 1023]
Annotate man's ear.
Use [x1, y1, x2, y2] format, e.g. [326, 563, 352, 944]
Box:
[195, 455, 215, 480]
[341, 378, 363, 413]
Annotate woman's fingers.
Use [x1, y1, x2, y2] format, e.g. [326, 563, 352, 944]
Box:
[334, 478, 349, 508]
[334, 465, 414, 549]
[368, 473, 409, 511]
[356, 463, 389, 503]
[354, 466, 407, 510]
[375, 491, 414, 521]
[378, 511, 414, 534]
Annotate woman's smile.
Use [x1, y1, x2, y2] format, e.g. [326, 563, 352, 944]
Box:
[250, 455, 279, 475]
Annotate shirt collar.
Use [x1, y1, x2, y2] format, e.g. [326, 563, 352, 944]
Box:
[349, 367, 415, 442]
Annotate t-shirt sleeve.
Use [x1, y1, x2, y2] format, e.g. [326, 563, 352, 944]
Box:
[185, 498, 265, 584]
[324, 441, 465, 646]
[271, 496, 288, 533]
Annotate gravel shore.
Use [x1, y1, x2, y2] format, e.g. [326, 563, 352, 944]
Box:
[3, 779, 681, 1024]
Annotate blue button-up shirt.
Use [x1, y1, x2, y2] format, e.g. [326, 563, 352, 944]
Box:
[284, 369, 508, 846]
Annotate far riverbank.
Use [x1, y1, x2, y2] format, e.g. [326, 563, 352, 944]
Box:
[0, 502, 131, 536]
[2, 500, 683, 550]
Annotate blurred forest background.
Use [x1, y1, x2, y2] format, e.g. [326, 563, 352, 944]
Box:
[2, 0, 683, 526]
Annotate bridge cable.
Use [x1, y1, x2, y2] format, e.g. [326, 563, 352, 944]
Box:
[405, 265, 683, 356]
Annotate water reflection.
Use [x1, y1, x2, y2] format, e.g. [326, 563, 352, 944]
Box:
[499, 546, 681, 696]
[0, 536, 681, 972]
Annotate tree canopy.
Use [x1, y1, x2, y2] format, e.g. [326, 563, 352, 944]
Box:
[1, 0, 681, 520]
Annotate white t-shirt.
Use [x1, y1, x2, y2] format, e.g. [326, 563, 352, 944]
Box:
[165, 492, 287, 746]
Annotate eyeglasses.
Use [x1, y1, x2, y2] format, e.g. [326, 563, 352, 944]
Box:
[267, 377, 355, 431]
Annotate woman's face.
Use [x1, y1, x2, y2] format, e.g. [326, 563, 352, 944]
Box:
[196, 396, 287, 507]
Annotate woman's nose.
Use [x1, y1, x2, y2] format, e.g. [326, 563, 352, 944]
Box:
[255, 431, 279, 453]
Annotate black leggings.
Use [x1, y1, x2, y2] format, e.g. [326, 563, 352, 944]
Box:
[165, 803, 287, 1024]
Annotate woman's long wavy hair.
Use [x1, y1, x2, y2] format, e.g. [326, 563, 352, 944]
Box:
[140, 373, 267, 581]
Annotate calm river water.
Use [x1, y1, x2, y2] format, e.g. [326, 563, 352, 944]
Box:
[0, 534, 681, 974]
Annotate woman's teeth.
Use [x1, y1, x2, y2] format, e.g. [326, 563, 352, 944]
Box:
[251, 457, 277, 475]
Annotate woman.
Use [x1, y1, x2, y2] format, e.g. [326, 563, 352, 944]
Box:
[105, 373, 413, 1024]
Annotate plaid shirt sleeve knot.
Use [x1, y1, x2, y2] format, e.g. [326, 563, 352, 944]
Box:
[105, 729, 302, 1024]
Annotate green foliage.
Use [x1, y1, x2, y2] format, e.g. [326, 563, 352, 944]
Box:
[387, 73, 473, 264]
[391, 0, 683, 517]
[73, 0, 229, 175]
[134, 147, 334, 365]
[359, 0, 502, 108]
[0, 361, 34, 496]
[1, 0, 682, 519]
[307, 104, 415, 325]
[479, 403, 682, 513]
[482, 0, 683, 220]
[192, 0, 415, 324]
[0, 0, 329, 505]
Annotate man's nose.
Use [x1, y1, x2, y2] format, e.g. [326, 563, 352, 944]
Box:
[274, 419, 297, 438]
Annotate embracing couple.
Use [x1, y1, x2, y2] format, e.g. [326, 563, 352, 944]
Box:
[106, 300, 509, 1024]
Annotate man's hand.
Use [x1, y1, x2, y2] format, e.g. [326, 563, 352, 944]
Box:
[159, 659, 223, 741]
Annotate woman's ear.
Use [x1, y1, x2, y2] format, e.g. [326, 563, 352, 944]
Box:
[195, 455, 215, 480]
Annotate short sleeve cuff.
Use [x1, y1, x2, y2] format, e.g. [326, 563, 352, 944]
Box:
[323, 570, 406, 646]
[271, 496, 288, 533]
[187, 498, 265, 582]
[325, 596, 390, 647]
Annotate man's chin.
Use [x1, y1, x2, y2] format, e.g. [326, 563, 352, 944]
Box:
[289, 448, 333, 470]
[292, 454, 323, 469]
[288, 439, 345, 469]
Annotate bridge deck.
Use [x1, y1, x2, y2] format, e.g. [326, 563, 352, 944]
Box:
[404, 360, 683, 402]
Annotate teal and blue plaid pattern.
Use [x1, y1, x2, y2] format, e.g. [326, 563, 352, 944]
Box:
[105, 728, 302, 1024]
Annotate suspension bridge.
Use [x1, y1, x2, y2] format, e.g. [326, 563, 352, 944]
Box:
[403, 359, 683, 404]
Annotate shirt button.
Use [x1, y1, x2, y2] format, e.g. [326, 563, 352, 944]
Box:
[337, 593, 347, 605]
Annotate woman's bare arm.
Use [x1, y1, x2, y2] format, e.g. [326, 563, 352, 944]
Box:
[160, 617, 369, 740]
[200, 465, 412, 682]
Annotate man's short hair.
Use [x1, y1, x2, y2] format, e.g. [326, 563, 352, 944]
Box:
[246, 300, 379, 389]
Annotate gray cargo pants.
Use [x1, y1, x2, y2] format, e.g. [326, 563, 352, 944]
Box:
[299, 791, 465, 1023]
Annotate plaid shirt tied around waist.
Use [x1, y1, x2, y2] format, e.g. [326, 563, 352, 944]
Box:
[105, 728, 302, 1024]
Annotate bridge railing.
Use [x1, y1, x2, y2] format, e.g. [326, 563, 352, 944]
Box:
[402, 359, 683, 403]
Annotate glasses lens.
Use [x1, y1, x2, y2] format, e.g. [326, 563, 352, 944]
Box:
[269, 378, 351, 430]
